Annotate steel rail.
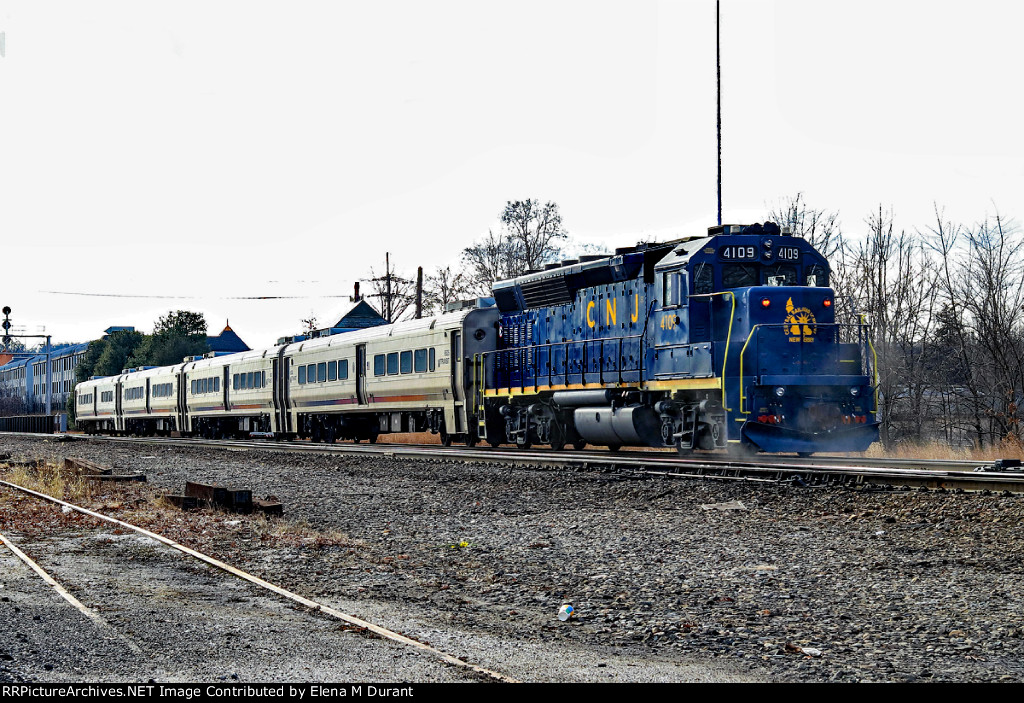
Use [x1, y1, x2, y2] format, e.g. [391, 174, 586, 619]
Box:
[4, 431, 1024, 492]
[0, 478, 519, 684]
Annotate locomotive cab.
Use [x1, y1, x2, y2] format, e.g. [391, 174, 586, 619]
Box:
[654, 223, 879, 454]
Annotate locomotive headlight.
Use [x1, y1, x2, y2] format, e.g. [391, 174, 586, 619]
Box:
[850, 386, 861, 397]
[823, 298, 833, 308]
[774, 386, 786, 397]
[761, 298, 771, 308]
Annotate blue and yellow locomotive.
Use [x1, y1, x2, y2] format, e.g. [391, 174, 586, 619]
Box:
[477, 222, 879, 455]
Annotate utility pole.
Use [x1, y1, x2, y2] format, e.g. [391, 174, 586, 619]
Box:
[415, 267, 423, 319]
[385, 252, 392, 321]
[717, 0, 723, 226]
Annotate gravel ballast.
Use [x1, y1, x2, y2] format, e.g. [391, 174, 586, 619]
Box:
[2, 434, 1024, 683]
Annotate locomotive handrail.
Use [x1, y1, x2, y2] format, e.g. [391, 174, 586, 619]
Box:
[737, 321, 877, 415]
[737, 324, 764, 415]
[479, 333, 644, 394]
[689, 291, 736, 411]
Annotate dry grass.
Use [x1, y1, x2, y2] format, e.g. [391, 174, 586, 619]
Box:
[864, 437, 1024, 462]
[0, 459, 95, 504]
[245, 514, 357, 548]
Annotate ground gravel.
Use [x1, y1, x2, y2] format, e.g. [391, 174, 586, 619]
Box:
[3, 434, 1024, 683]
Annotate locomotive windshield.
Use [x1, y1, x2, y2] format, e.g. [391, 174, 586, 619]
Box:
[722, 264, 758, 289]
[763, 264, 798, 286]
[694, 261, 829, 292]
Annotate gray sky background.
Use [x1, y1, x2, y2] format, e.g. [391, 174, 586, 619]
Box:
[1, 0, 1021, 349]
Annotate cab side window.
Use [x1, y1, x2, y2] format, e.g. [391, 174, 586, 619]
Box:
[693, 263, 714, 295]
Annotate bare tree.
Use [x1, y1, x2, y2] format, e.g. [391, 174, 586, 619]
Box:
[500, 199, 568, 271]
[769, 192, 844, 260]
[926, 207, 987, 447]
[423, 266, 473, 315]
[851, 205, 939, 447]
[462, 200, 568, 293]
[956, 213, 1024, 444]
[300, 314, 319, 336]
[462, 229, 518, 295]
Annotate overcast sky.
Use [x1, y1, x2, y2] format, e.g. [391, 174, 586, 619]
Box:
[1, 0, 1021, 349]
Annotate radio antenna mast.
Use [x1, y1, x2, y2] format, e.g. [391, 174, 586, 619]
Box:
[717, 0, 722, 226]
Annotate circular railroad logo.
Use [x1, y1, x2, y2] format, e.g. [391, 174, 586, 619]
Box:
[784, 297, 816, 341]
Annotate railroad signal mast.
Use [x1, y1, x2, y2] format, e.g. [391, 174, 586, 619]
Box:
[2, 306, 55, 416]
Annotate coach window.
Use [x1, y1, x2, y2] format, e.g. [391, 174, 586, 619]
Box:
[233, 375, 239, 390]
[306, 363, 316, 383]
[414, 349, 427, 373]
[400, 350, 412, 374]
[387, 352, 399, 375]
[429, 348, 435, 372]
[328, 360, 337, 381]
[215, 378, 220, 392]
[339, 359, 349, 380]
[298, 366, 307, 384]
[244, 372, 252, 389]
[374, 354, 386, 376]
[317, 362, 327, 382]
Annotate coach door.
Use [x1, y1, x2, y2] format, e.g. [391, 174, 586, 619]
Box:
[273, 349, 292, 435]
[115, 379, 123, 432]
[451, 332, 464, 433]
[176, 369, 188, 434]
[356, 344, 368, 405]
[223, 367, 230, 411]
[145, 378, 151, 415]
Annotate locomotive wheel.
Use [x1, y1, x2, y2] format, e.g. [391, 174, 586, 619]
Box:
[465, 435, 478, 447]
[516, 439, 532, 450]
[369, 432, 378, 444]
[676, 438, 693, 457]
[607, 444, 621, 453]
[797, 451, 813, 458]
[572, 439, 586, 451]
[550, 439, 565, 450]
[489, 440, 502, 448]
[440, 430, 452, 447]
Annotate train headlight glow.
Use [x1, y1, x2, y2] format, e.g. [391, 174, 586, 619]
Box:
[761, 298, 771, 308]
[774, 386, 786, 397]
[823, 298, 833, 307]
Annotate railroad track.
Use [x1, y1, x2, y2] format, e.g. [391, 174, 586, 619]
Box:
[6, 431, 1024, 494]
[0, 476, 519, 683]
